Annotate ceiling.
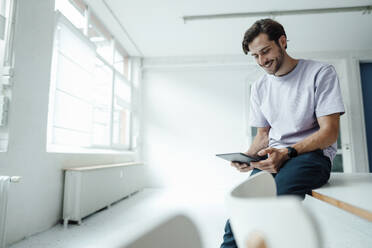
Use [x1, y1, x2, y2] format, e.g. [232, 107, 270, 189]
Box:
[86, 0, 372, 57]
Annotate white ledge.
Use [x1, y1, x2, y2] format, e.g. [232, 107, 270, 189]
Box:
[63, 162, 144, 171]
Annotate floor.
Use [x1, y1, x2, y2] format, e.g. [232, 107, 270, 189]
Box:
[8, 188, 372, 248]
[9, 188, 229, 248]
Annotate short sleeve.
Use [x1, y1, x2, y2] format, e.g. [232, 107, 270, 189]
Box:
[249, 82, 270, 127]
[314, 65, 345, 117]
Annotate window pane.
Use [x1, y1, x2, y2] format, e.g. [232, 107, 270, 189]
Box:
[93, 106, 110, 124]
[56, 20, 96, 71]
[115, 75, 131, 104]
[53, 90, 93, 132]
[90, 59, 112, 146]
[251, 127, 257, 137]
[114, 44, 130, 79]
[332, 154, 343, 172]
[337, 131, 342, 149]
[92, 58, 112, 106]
[53, 126, 90, 147]
[92, 122, 110, 146]
[112, 102, 131, 147]
[56, 53, 95, 102]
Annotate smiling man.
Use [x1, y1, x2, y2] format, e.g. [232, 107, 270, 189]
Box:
[220, 19, 345, 248]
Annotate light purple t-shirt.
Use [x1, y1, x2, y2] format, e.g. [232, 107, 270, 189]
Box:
[249, 59, 345, 163]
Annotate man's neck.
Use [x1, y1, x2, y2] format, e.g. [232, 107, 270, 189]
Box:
[274, 55, 298, 77]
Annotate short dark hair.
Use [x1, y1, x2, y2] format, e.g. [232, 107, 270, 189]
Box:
[242, 18, 287, 54]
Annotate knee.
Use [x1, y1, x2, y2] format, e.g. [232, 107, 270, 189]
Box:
[275, 178, 308, 199]
[277, 186, 306, 200]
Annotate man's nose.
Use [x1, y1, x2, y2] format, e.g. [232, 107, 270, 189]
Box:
[258, 55, 267, 66]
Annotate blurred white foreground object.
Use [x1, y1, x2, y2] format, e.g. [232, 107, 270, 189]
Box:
[122, 214, 203, 248]
[227, 171, 322, 248]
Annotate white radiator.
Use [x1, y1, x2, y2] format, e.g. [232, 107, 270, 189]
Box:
[0, 176, 20, 248]
[63, 163, 144, 227]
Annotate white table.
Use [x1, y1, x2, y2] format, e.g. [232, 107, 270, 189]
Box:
[311, 173, 372, 221]
[303, 195, 372, 248]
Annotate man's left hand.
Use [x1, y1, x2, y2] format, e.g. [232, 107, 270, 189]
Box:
[250, 147, 289, 173]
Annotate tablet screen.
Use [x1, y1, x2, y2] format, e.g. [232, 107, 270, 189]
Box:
[216, 153, 263, 164]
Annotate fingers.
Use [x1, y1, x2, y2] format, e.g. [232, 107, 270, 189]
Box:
[231, 162, 245, 168]
[250, 161, 258, 167]
[238, 166, 253, 172]
[250, 159, 269, 169]
[257, 147, 275, 156]
[251, 159, 278, 173]
[230, 162, 239, 168]
[251, 159, 270, 167]
[230, 162, 252, 172]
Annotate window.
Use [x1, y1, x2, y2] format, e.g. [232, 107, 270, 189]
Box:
[0, 0, 17, 152]
[333, 132, 343, 172]
[48, 0, 140, 152]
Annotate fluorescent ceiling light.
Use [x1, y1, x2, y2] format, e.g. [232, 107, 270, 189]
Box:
[182, 5, 372, 23]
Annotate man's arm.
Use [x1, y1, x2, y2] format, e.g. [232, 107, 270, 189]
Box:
[231, 126, 270, 172]
[251, 113, 340, 173]
[292, 113, 339, 154]
[246, 126, 270, 156]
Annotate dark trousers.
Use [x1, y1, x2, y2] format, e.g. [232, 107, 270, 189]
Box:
[220, 149, 331, 248]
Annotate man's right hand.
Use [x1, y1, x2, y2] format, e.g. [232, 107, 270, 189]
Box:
[230, 162, 253, 172]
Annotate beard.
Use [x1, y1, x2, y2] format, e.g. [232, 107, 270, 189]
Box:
[261, 47, 284, 75]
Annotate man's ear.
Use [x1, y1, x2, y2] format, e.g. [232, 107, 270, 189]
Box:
[278, 35, 287, 49]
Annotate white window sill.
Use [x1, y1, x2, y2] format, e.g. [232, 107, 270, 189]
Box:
[47, 144, 138, 155]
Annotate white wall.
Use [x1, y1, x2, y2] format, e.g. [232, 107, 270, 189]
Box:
[0, 0, 137, 245]
[142, 50, 372, 189]
[142, 61, 262, 189]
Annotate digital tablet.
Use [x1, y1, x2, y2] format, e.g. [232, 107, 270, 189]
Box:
[216, 153, 265, 164]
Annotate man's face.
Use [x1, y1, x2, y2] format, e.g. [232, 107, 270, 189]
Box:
[248, 33, 285, 75]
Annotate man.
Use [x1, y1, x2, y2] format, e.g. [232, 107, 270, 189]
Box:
[220, 18, 345, 248]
